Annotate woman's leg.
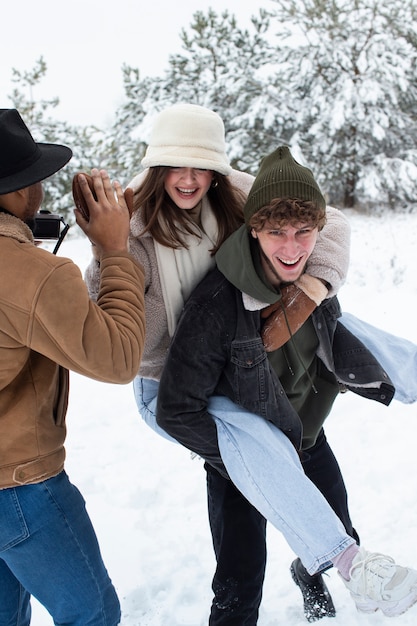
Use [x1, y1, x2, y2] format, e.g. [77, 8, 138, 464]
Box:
[209, 396, 355, 575]
[140, 378, 353, 573]
[301, 429, 359, 543]
[133, 376, 177, 442]
[142, 383, 417, 616]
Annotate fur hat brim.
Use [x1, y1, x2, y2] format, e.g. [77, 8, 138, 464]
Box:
[141, 145, 232, 176]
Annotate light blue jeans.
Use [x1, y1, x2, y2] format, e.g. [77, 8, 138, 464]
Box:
[0, 471, 120, 626]
[134, 377, 354, 574]
[340, 312, 417, 404]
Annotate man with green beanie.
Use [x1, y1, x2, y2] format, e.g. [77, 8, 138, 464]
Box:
[157, 146, 417, 624]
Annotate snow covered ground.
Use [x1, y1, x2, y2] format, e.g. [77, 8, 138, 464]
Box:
[31, 209, 417, 625]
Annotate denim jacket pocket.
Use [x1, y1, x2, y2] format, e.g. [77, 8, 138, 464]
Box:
[230, 337, 272, 410]
[0, 488, 29, 552]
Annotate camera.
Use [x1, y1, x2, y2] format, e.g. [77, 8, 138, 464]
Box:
[31, 210, 64, 240]
[30, 210, 70, 254]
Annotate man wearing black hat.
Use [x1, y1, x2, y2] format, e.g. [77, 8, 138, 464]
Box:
[0, 109, 145, 625]
[156, 146, 417, 623]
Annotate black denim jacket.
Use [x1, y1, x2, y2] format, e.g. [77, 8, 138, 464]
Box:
[157, 268, 394, 476]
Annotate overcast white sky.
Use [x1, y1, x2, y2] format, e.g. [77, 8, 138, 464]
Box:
[1, 0, 257, 127]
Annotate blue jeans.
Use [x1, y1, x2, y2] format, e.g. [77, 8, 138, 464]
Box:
[0, 471, 120, 626]
[134, 377, 177, 442]
[340, 312, 417, 404]
[134, 377, 354, 575]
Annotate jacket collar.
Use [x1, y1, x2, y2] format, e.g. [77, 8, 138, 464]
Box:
[0, 212, 34, 244]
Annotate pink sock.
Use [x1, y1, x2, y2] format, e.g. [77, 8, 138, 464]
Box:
[331, 543, 360, 580]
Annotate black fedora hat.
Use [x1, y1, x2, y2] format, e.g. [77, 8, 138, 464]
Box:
[0, 109, 72, 195]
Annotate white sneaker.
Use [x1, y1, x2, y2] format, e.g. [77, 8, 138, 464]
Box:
[341, 547, 417, 617]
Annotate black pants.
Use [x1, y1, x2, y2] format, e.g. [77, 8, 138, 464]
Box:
[206, 429, 359, 625]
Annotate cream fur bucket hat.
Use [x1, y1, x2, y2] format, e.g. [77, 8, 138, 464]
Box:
[141, 103, 232, 175]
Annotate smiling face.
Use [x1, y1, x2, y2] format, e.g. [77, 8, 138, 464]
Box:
[164, 167, 214, 210]
[251, 222, 318, 286]
[248, 198, 325, 288]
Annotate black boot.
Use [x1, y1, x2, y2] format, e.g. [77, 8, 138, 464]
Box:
[290, 558, 336, 622]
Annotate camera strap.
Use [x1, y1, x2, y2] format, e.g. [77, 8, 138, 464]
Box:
[52, 218, 70, 254]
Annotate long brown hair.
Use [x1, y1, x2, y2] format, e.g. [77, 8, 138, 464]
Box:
[133, 167, 245, 254]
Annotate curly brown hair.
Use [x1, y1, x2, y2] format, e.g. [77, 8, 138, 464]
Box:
[248, 198, 326, 232]
[133, 167, 246, 254]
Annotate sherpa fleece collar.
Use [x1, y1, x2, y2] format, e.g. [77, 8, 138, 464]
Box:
[0, 212, 34, 244]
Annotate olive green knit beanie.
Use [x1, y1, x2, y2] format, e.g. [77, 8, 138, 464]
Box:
[243, 146, 326, 225]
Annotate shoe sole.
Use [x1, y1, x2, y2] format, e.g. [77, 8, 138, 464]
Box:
[355, 586, 417, 617]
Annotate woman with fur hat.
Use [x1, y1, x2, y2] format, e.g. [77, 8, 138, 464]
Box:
[84, 104, 354, 623]
[86, 103, 349, 432]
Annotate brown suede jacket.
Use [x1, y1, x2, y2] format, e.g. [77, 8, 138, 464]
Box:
[0, 213, 145, 489]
